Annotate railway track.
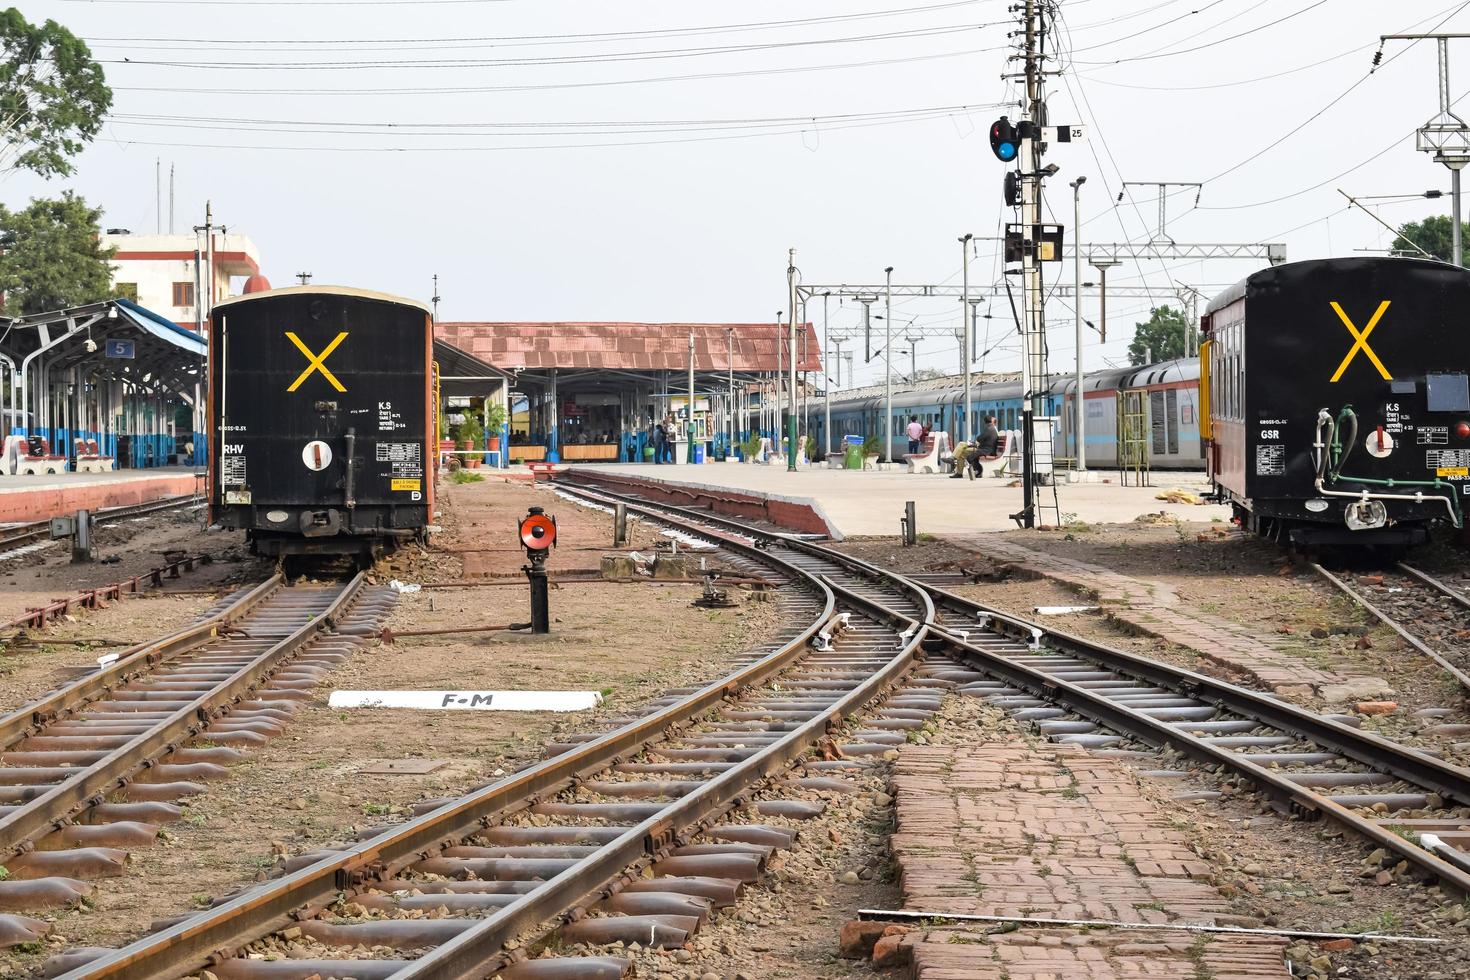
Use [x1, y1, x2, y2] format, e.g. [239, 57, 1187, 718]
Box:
[554, 482, 1470, 892]
[0, 574, 394, 943]
[40, 489, 947, 979]
[35, 480, 1470, 978]
[0, 494, 205, 556]
[1312, 562, 1470, 691]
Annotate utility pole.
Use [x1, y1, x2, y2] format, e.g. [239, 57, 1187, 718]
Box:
[1017, 0, 1046, 527]
[192, 202, 223, 331]
[688, 329, 696, 464]
[1381, 33, 1470, 265]
[296, 272, 313, 286]
[774, 311, 782, 442]
[1070, 177, 1087, 472]
[431, 274, 441, 322]
[155, 158, 161, 234]
[726, 327, 735, 449]
[884, 266, 894, 463]
[959, 233, 973, 444]
[822, 292, 832, 456]
[832, 338, 846, 389]
[787, 251, 799, 471]
[904, 332, 921, 382]
[800, 297, 810, 450]
[1090, 257, 1121, 344]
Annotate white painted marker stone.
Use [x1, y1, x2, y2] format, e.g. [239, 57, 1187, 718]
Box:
[328, 690, 602, 712]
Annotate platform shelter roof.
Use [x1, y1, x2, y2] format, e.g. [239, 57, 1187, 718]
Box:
[433, 338, 513, 398]
[0, 299, 205, 398]
[436, 322, 821, 374]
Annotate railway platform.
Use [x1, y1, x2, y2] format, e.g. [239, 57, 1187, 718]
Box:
[0, 467, 203, 524]
[564, 461, 1230, 537]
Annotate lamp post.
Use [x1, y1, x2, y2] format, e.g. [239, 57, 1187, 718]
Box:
[1069, 176, 1087, 472]
[883, 266, 893, 463]
[959, 233, 973, 444]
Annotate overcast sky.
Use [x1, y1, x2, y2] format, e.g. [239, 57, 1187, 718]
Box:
[14, 0, 1470, 386]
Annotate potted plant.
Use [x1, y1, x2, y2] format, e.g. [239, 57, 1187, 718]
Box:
[485, 403, 507, 452]
[459, 413, 484, 468]
[862, 434, 881, 470]
[740, 434, 762, 462]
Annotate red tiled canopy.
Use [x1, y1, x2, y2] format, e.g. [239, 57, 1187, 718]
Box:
[436, 322, 821, 373]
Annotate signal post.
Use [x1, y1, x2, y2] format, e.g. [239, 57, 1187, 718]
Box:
[990, 0, 1082, 527]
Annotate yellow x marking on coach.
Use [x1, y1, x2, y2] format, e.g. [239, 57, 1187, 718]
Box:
[1328, 300, 1392, 382]
[285, 331, 349, 392]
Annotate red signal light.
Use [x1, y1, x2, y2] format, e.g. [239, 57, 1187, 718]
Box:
[1456, 421, 1470, 439]
[519, 512, 556, 551]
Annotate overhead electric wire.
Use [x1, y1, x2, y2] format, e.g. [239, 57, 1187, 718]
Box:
[1061, 0, 1230, 57]
[85, 0, 994, 48]
[113, 48, 984, 97]
[1198, 92, 1470, 211]
[1066, 0, 1470, 226]
[1076, 42, 1369, 91]
[100, 101, 986, 152]
[107, 103, 995, 139]
[100, 23, 986, 70]
[1070, 0, 1329, 65]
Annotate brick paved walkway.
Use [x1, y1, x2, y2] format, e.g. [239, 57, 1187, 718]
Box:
[886, 743, 1287, 978]
[945, 535, 1375, 697]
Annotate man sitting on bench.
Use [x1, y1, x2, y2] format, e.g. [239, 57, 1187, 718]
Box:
[961, 415, 1001, 479]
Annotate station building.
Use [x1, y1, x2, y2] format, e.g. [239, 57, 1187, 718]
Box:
[436, 320, 821, 464]
[100, 230, 263, 330]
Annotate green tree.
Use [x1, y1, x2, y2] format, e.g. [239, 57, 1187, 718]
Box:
[1126, 305, 1189, 366]
[0, 192, 116, 315]
[0, 9, 112, 178]
[1390, 215, 1470, 265]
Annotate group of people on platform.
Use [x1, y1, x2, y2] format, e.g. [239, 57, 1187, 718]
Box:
[650, 412, 679, 464]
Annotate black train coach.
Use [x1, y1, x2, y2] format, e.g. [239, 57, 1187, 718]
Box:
[1202, 257, 1470, 548]
[209, 286, 434, 559]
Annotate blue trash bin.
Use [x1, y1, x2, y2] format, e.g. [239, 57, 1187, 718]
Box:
[692, 445, 705, 464]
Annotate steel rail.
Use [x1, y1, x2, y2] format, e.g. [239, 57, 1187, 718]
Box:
[0, 573, 363, 859]
[552, 478, 1470, 896]
[1312, 563, 1470, 691]
[392, 574, 928, 980]
[1393, 564, 1470, 608]
[1398, 562, 1470, 612]
[0, 494, 204, 553]
[0, 577, 283, 750]
[922, 617, 1470, 897]
[60, 532, 841, 980]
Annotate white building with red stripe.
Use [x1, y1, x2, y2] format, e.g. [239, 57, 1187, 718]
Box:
[100, 231, 265, 329]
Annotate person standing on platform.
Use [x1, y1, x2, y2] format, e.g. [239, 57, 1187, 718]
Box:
[663, 413, 677, 463]
[653, 421, 667, 464]
[905, 416, 924, 456]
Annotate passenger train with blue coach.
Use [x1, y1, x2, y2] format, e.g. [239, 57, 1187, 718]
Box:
[812, 357, 1204, 470]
